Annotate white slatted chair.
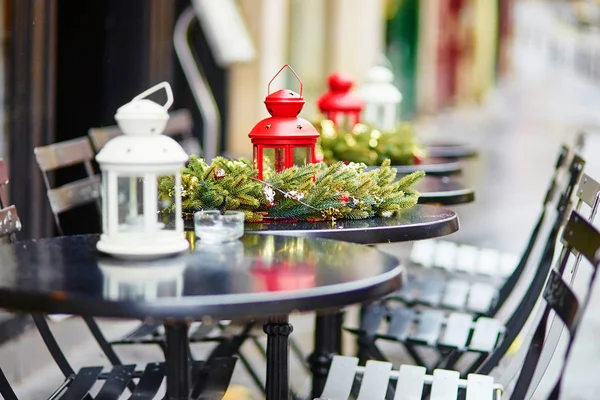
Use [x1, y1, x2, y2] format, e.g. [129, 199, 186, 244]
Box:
[349, 156, 590, 374]
[317, 356, 503, 400]
[321, 209, 600, 400]
[396, 145, 573, 315]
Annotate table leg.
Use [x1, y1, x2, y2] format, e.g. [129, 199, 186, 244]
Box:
[263, 315, 293, 400]
[165, 322, 191, 400]
[308, 310, 345, 398]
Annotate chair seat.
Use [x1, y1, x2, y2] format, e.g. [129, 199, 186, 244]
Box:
[56, 358, 236, 400]
[410, 239, 518, 278]
[316, 356, 504, 400]
[347, 304, 505, 353]
[391, 274, 498, 314]
[110, 320, 263, 347]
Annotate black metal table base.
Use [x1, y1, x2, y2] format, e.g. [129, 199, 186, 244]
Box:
[264, 316, 293, 400]
[308, 310, 345, 398]
[165, 322, 191, 400]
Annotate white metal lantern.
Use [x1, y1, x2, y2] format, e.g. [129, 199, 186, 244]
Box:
[358, 66, 403, 131]
[96, 82, 189, 259]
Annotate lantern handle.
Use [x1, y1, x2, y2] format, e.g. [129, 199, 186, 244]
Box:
[268, 64, 303, 97]
[133, 81, 174, 110]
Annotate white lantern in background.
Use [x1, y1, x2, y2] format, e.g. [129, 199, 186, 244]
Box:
[358, 66, 403, 131]
[96, 82, 189, 259]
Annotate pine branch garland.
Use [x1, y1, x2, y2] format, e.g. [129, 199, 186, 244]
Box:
[158, 155, 424, 221]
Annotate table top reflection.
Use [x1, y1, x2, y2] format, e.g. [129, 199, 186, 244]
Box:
[0, 234, 402, 321]
[416, 176, 475, 205]
[243, 204, 458, 244]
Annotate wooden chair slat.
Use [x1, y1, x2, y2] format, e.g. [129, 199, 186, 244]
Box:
[0, 206, 21, 237]
[499, 252, 519, 277]
[394, 365, 426, 400]
[94, 364, 136, 400]
[395, 276, 420, 302]
[465, 373, 495, 400]
[356, 360, 392, 400]
[319, 356, 358, 400]
[430, 369, 460, 400]
[360, 303, 387, 335]
[163, 109, 193, 137]
[562, 211, 600, 266]
[439, 313, 473, 349]
[418, 279, 446, 306]
[441, 280, 470, 310]
[543, 269, 579, 329]
[433, 240, 457, 271]
[411, 310, 445, 345]
[33, 137, 95, 171]
[88, 126, 122, 152]
[467, 283, 497, 314]
[386, 308, 415, 341]
[476, 248, 501, 276]
[468, 317, 503, 352]
[0, 159, 7, 186]
[454, 244, 479, 273]
[410, 240, 436, 268]
[129, 362, 165, 399]
[60, 366, 104, 400]
[577, 173, 600, 208]
[47, 175, 101, 214]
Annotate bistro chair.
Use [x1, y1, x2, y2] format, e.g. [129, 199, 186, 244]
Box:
[33, 138, 268, 395]
[317, 209, 600, 399]
[391, 144, 572, 315]
[347, 154, 588, 373]
[403, 137, 585, 315]
[88, 108, 201, 155]
[2, 157, 236, 399]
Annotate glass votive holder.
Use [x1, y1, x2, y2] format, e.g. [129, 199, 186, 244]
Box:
[194, 210, 245, 244]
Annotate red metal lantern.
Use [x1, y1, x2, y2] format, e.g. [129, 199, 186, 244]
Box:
[248, 64, 320, 180]
[317, 72, 365, 131]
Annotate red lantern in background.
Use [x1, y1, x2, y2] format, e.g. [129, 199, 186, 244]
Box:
[248, 64, 320, 180]
[317, 72, 365, 131]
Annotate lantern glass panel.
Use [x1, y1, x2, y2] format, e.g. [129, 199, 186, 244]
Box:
[292, 147, 312, 166]
[337, 114, 352, 131]
[157, 174, 176, 231]
[262, 147, 286, 173]
[117, 175, 144, 232]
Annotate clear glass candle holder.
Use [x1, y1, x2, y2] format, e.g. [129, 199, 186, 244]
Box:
[194, 210, 245, 243]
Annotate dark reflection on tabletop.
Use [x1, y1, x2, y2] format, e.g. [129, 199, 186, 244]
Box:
[0, 233, 399, 304]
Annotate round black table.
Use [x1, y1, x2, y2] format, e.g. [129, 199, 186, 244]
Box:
[0, 233, 402, 400]
[424, 141, 479, 158]
[416, 176, 475, 205]
[179, 204, 459, 396]
[364, 157, 462, 176]
[244, 204, 459, 243]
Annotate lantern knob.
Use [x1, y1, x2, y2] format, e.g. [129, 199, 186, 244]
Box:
[327, 72, 354, 92]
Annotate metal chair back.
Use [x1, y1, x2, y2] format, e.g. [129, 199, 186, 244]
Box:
[509, 210, 600, 399]
[33, 137, 101, 236]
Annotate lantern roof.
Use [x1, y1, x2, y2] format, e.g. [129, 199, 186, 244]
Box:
[358, 66, 402, 104]
[96, 81, 188, 167]
[96, 134, 188, 166]
[318, 72, 364, 112]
